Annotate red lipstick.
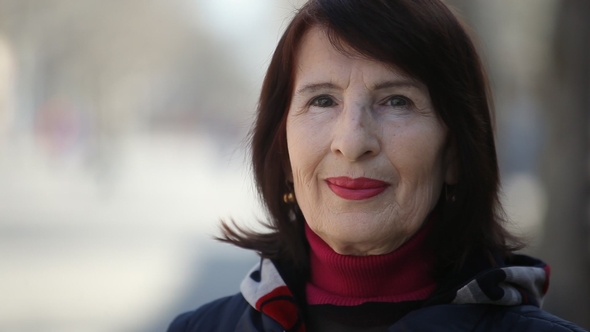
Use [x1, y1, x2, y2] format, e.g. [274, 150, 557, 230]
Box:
[325, 177, 389, 200]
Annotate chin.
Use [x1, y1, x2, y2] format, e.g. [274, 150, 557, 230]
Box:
[327, 227, 399, 255]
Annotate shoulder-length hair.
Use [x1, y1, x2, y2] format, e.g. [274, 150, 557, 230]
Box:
[220, 0, 522, 278]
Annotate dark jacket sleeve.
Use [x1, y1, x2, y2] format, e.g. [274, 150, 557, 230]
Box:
[167, 294, 251, 332]
[390, 304, 587, 332]
[495, 305, 587, 332]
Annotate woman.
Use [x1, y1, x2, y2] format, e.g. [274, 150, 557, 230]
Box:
[169, 0, 585, 331]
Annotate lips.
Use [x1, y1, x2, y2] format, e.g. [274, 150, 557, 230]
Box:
[325, 177, 389, 200]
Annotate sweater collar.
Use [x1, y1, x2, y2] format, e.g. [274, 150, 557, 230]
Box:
[305, 218, 437, 306]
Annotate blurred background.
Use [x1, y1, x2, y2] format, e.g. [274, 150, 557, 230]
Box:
[0, 0, 588, 331]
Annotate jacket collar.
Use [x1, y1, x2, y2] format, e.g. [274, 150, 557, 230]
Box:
[448, 254, 550, 307]
[240, 254, 550, 331]
[240, 259, 305, 332]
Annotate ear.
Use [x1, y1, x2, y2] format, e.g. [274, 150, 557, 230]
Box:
[444, 137, 459, 185]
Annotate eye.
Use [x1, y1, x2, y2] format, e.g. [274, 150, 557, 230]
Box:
[386, 96, 409, 107]
[310, 95, 336, 108]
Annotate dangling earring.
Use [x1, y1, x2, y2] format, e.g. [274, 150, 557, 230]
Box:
[283, 179, 297, 204]
[283, 192, 296, 204]
[445, 183, 456, 202]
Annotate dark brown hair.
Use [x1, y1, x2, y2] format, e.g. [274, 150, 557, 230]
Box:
[219, 0, 522, 278]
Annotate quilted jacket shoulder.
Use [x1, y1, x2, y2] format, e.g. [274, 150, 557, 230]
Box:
[168, 294, 251, 332]
[391, 304, 585, 332]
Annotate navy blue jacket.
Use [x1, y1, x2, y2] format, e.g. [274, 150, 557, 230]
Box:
[169, 294, 583, 331]
[168, 255, 586, 332]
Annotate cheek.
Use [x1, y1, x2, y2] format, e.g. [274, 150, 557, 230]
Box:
[389, 123, 448, 186]
[286, 117, 328, 175]
[286, 122, 308, 181]
[286, 115, 333, 211]
[421, 128, 449, 176]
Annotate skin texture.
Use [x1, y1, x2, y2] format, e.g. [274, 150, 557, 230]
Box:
[286, 27, 457, 256]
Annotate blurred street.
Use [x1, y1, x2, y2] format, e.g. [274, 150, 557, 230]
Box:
[0, 131, 260, 331]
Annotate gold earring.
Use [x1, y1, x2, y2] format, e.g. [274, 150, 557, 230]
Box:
[283, 192, 296, 204]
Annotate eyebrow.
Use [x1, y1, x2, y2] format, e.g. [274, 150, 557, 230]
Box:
[295, 82, 340, 95]
[295, 79, 424, 96]
[372, 79, 424, 91]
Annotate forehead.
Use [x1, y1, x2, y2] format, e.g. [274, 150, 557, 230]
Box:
[293, 26, 422, 89]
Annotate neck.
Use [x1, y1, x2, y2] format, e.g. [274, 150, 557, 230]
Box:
[305, 218, 437, 306]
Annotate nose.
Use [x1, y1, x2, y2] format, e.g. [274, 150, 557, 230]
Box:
[330, 104, 380, 161]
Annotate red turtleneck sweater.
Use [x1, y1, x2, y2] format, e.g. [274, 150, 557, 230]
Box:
[305, 221, 437, 306]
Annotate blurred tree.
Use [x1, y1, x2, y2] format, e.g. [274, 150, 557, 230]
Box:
[539, 0, 590, 328]
[0, 0, 251, 181]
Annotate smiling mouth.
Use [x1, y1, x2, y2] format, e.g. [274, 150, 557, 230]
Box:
[325, 177, 389, 200]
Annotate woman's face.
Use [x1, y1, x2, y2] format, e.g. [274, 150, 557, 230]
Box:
[286, 27, 456, 256]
